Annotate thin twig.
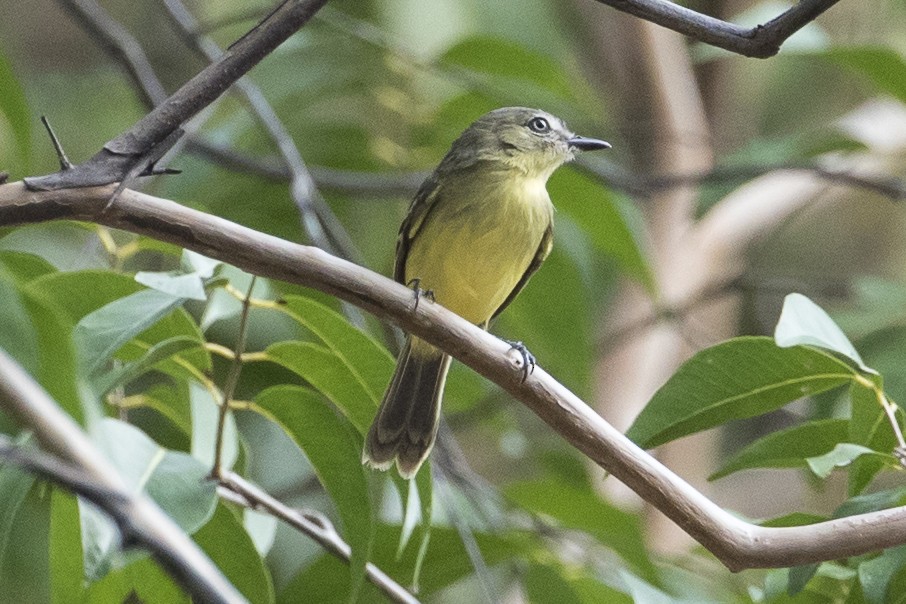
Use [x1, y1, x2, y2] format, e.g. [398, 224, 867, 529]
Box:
[219, 472, 420, 604]
[589, 0, 842, 58]
[211, 277, 256, 479]
[39, 116, 73, 171]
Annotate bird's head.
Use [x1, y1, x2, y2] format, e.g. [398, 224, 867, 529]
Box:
[441, 107, 610, 179]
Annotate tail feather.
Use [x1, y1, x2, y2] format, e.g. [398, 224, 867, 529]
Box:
[364, 337, 450, 478]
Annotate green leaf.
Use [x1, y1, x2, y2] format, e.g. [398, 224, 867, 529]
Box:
[85, 557, 188, 604]
[194, 504, 274, 604]
[280, 294, 394, 401]
[440, 35, 573, 99]
[834, 487, 906, 519]
[858, 545, 906, 604]
[523, 563, 583, 604]
[74, 288, 185, 375]
[627, 337, 854, 448]
[805, 443, 894, 479]
[83, 419, 217, 579]
[135, 270, 207, 300]
[0, 251, 56, 283]
[824, 47, 906, 104]
[189, 382, 238, 471]
[848, 382, 900, 495]
[265, 341, 376, 433]
[0, 52, 31, 171]
[2, 271, 85, 424]
[49, 489, 85, 604]
[94, 335, 202, 395]
[710, 418, 848, 480]
[506, 479, 655, 582]
[549, 168, 653, 291]
[0, 268, 39, 375]
[0, 480, 50, 602]
[255, 385, 374, 601]
[0, 223, 109, 271]
[279, 525, 525, 602]
[775, 293, 873, 373]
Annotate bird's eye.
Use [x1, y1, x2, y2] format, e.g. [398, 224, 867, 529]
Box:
[527, 117, 550, 133]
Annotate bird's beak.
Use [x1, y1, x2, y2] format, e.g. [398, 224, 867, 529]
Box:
[567, 136, 611, 151]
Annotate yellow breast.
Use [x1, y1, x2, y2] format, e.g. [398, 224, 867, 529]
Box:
[404, 170, 553, 325]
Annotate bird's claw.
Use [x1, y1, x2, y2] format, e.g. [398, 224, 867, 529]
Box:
[505, 340, 536, 383]
[406, 278, 435, 312]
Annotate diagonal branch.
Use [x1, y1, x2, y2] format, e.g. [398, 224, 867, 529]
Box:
[0, 348, 247, 604]
[25, 0, 329, 191]
[3, 179, 906, 571]
[588, 0, 842, 58]
[218, 473, 420, 604]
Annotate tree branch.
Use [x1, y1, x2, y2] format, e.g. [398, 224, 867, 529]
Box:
[588, 0, 842, 58]
[26, 0, 329, 191]
[2, 179, 906, 571]
[218, 473, 419, 604]
[0, 347, 246, 604]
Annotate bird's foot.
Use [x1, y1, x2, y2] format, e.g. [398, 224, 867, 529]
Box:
[406, 278, 435, 312]
[504, 340, 536, 383]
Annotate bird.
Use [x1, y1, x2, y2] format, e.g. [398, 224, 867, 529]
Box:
[363, 107, 610, 478]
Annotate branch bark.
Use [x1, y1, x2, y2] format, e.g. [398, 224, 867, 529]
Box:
[2, 180, 906, 571]
[588, 0, 842, 58]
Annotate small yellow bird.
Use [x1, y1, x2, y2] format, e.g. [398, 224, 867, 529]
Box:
[363, 107, 610, 478]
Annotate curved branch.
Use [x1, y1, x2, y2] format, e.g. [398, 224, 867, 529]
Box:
[0, 348, 246, 604]
[589, 0, 841, 58]
[2, 180, 906, 571]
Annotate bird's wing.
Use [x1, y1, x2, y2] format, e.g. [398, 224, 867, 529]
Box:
[490, 221, 553, 321]
[394, 173, 441, 284]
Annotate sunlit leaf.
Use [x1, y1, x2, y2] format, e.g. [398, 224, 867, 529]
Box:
[805, 443, 894, 479]
[627, 337, 854, 448]
[775, 293, 873, 373]
[255, 385, 374, 600]
[135, 270, 207, 300]
[710, 418, 848, 480]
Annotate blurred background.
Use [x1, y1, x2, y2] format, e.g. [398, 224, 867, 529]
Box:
[2, 0, 906, 601]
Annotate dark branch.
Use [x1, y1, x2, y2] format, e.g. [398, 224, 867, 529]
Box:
[26, 0, 329, 191]
[589, 0, 842, 58]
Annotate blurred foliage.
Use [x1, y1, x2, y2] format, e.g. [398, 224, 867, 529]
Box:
[1, 0, 906, 602]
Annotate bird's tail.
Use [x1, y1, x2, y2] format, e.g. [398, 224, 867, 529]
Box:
[363, 336, 451, 478]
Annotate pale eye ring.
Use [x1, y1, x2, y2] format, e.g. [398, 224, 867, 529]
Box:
[527, 117, 550, 134]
